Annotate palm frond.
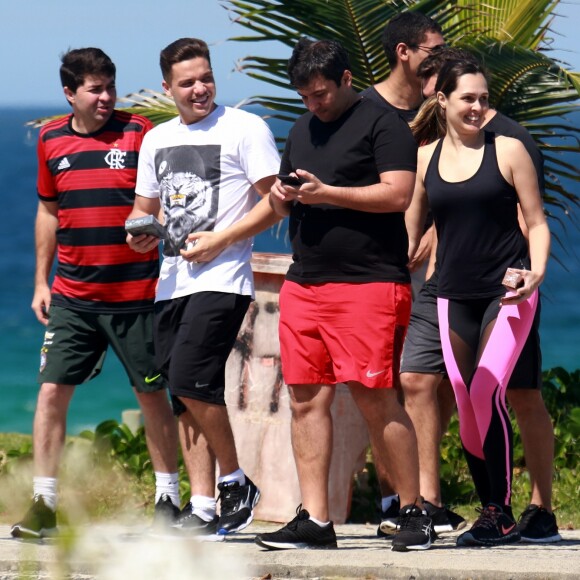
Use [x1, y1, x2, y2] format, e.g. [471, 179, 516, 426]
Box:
[118, 89, 179, 125]
[463, 38, 578, 114]
[453, 0, 559, 47]
[25, 113, 66, 129]
[226, 0, 482, 90]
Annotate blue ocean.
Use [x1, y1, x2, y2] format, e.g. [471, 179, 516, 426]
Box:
[1, 107, 578, 435]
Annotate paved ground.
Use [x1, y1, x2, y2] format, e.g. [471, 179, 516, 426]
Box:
[0, 522, 578, 579]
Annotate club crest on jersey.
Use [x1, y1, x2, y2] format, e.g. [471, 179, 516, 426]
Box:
[104, 148, 127, 169]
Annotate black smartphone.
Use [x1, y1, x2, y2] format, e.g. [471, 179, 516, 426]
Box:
[277, 173, 303, 186]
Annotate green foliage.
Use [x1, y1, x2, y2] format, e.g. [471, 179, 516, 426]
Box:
[0, 437, 32, 476]
[439, 416, 478, 504]
[542, 368, 580, 492]
[79, 419, 192, 504]
[79, 419, 152, 477]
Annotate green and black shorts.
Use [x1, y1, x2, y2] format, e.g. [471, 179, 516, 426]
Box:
[38, 305, 166, 393]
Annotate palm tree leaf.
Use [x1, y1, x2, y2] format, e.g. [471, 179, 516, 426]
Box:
[453, 0, 558, 47]
[117, 89, 179, 125]
[25, 113, 67, 129]
[462, 38, 578, 114]
[226, 0, 480, 90]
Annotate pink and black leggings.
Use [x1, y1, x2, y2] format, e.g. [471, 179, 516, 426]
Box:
[437, 290, 539, 509]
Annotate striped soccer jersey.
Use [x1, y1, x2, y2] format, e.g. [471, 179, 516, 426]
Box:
[37, 110, 158, 313]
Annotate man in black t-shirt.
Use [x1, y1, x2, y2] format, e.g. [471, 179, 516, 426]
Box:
[254, 38, 436, 553]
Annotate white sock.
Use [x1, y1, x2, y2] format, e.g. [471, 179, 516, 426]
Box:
[382, 494, 399, 512]
[33, 476, 57, 511]
[218, 468, 245, 485]
[154, 472, 180, 507]
[190, 495, 217, 522]
[309, 515, 330, 527]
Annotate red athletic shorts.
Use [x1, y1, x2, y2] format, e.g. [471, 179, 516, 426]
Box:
[279, 281, 411, 388]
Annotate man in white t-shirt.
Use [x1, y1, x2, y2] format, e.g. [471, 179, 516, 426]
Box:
[127, 37, 280, 538]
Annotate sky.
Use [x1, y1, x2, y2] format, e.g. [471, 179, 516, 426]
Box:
[0, 0, 579, 108]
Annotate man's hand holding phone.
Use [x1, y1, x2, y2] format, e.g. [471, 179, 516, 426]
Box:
[271, 169, 328, 208]
[277, 173, 304, 187]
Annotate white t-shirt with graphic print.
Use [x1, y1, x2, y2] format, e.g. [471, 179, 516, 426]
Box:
[136, 105, 280, 301]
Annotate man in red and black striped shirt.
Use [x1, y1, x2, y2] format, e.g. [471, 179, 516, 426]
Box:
[11, 48, 179, 539]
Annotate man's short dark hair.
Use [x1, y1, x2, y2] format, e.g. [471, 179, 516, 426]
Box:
[381, 12, 443, 68]
[417, 47, 479, 81]
[160, 38, 211, 82]
[287, 38, 351, 89]
[59, 48, 116, 92]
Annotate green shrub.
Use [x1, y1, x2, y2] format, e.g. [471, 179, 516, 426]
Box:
[79, 420, 153, 477]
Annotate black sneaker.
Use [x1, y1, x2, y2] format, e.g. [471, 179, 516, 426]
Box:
[11, 495, 57, 539]
[456, 503, 521, 546]
[424, 500, 466, 533]
[518, 504, 561, 543]
[153, 493, 180, 527]
[173, 502, 224, 542]
[392, 504, 435, 551]
[216, 476, 261, 534]
[378, 496, 400, 536]
[255, 507, 337, 550]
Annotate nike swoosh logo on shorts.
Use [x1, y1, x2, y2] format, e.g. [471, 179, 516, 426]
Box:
[144, 373, 161, 384]
[194, 381, 209, 389]
[366, 369, 386, 378]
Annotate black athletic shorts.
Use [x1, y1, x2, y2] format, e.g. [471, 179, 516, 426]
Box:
[400, 274, 542, 390]
[154, 291, 251, 411]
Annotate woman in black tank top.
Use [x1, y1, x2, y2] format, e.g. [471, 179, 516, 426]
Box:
[409, 59, 551, 547]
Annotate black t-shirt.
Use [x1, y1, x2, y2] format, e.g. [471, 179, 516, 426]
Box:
[427, 132, 529, 299]
[281, 98, 417, 284]
[359, 86, 418, 123]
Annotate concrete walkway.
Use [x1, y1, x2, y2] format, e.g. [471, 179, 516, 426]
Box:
[1, 522, 579, 579]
